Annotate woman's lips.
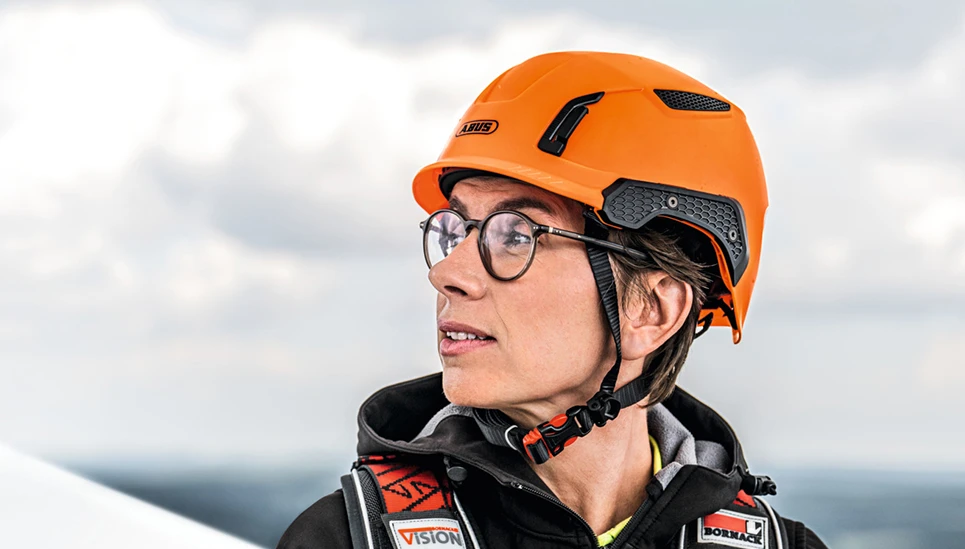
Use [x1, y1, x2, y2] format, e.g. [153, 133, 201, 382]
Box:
[440, 337, 496, 356]
[437, 319, 492, 339]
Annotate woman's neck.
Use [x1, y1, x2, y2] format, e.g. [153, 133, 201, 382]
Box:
[525, 404, 653, 535]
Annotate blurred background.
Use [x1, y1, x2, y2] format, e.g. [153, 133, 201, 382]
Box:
[1, 0, 964, 547]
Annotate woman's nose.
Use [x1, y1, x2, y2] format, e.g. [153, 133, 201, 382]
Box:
[428, 230, 487, 300]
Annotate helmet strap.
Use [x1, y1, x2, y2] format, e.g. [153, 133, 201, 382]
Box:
[584, 216, 623, 396]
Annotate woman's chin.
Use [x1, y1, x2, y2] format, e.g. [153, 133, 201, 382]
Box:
[441, 369, 503, 408]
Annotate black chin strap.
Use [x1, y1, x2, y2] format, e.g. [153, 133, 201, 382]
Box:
[472, 214, 659, 464]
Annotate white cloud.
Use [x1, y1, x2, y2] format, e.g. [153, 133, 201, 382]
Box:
[0, 5, 201, 182]
[720, 22, 965, 305]
[917, 332, 965, 390]
[160, 234, 333, 312]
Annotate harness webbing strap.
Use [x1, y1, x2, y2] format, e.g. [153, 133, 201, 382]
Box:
[342, 457, 478, 549]
[365, 461, 453, 513]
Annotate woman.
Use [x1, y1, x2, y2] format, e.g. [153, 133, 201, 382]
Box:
[278, 51, 828, 549]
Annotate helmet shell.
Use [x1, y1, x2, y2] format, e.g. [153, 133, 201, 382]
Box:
[412, 51, 768, 343]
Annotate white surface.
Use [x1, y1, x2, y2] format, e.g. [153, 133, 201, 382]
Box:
[0, 445, 261, 549]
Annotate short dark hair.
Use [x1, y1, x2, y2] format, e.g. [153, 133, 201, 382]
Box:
[609, 219, 715, 405]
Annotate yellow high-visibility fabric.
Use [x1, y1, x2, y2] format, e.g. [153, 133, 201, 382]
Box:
[596, 435, 661, 547]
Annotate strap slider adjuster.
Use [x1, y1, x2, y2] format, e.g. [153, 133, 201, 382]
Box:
[586, 391, 622, 427]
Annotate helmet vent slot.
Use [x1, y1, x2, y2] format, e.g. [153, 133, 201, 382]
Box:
[653, 89, 730, 112]
[538, 92, 605, 156]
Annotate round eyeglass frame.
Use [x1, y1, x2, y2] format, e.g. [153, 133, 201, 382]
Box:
[419, 208, 652, 281]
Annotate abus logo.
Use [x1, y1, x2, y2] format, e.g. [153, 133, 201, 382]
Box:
[455, 120, 498, 136]
[398, 527, 463, 546]
[390, 519, 465, 548]
[697, 510, 767, 549]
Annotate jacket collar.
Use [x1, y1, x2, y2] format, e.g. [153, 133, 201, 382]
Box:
[356, 373, 757, 542]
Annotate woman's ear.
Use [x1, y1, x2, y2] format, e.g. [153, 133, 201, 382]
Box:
[620, 271, 693, 362]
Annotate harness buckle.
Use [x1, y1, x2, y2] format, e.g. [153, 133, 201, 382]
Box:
[521, 406, 592, 465]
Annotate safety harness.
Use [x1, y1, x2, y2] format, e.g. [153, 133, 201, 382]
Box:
[341, 454, 789, 549]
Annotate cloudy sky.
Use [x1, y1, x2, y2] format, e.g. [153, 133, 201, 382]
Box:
[0, 0, 963, 472]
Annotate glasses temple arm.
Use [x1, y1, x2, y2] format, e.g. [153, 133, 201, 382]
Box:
[544, 226, 651, 263]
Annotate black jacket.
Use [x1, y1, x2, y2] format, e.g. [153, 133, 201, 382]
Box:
[277, 374, 828, 549]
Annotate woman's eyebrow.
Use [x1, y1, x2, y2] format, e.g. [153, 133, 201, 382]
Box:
[491, 197, 556, 217]
[448, 196, 469, 216]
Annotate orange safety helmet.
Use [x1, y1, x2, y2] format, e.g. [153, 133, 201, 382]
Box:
[412, 51, 767, 344]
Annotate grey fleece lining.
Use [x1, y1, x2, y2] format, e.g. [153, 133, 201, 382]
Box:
[647, 403, 729, 488]
[413, 402, 729, 489]
[414, 404, 474, 441]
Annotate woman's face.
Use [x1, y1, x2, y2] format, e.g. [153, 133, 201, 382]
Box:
[429, 177, 615, 424]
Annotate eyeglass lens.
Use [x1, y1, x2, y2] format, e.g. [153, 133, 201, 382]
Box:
[424, 210, 536, 279]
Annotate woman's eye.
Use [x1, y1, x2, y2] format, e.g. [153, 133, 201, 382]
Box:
[504, 231, 532, 248]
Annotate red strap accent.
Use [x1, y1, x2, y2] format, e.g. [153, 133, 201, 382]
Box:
[705, 512, 748, 533]
[367, 461, 453, 513]
[734, 489, 757, 508]
[521, 428, 546, 461]
[358, 454, 398, 464]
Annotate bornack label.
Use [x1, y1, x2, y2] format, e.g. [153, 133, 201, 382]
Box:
[697, 509, 768, 549]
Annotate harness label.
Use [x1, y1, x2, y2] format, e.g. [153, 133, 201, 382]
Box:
[389, 518, 465, 548]
[697, 509, 767, 549]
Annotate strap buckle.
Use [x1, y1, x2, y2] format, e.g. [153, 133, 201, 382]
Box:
[521, 406, 593, 465]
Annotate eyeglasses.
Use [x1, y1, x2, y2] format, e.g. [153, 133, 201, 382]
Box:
[420, 209, 651, 281]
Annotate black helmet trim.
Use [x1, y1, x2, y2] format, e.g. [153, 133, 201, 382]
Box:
[438, 168, 505, 199]
[599, 178, 750, 285]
